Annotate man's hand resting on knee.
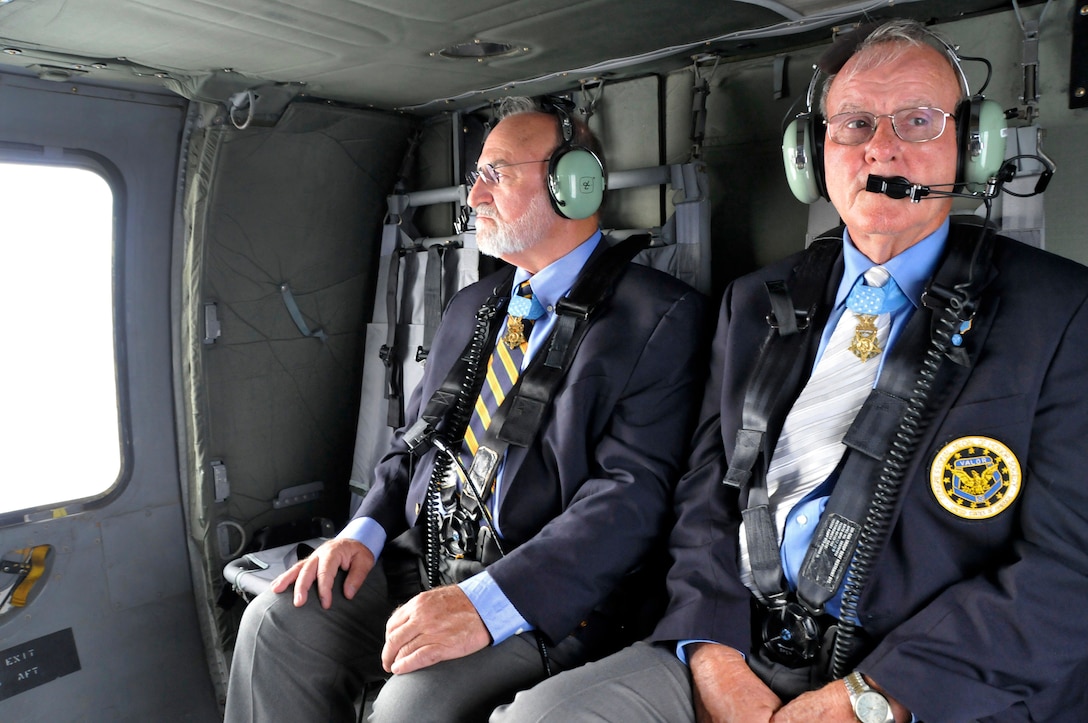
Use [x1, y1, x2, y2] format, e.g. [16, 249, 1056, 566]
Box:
[690, 643, 782, 723]
[381, 586, 492, 674]
[270, 538, 376, 610]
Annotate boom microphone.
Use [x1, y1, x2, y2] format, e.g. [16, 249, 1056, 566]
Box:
[866, 156, 1042, 204]
[865, 175, 924, 200]
[864, 174, 996, 202]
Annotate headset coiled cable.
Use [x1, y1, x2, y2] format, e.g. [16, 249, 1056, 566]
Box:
[831, 232, 990, 678]
[424, 298, 500, 588]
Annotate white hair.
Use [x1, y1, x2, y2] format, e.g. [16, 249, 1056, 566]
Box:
[818, 19, 968, 116]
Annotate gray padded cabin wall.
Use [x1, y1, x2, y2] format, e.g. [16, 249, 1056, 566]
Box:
[592, 76, 663, 231]
[349, 114, 477, 503]
[182, 102, 415, 560]
[411, 114, 462, 238]
[664, 45, 823, 295]
[577, 76, 714, 294]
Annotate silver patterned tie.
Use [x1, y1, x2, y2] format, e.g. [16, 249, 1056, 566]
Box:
[739, 265, 905, 590]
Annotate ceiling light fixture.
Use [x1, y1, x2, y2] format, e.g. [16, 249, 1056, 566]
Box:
[435, 39, 525, 60]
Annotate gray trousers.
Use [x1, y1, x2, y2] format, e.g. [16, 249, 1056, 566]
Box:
[492, 641, 695, 723]
[225, 563, 592, 723]
[492, 636, 849, 721]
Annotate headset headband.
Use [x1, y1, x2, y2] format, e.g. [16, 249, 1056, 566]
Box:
[814, 22, 972, 110]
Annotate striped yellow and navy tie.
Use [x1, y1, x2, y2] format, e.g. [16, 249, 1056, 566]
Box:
[461, 280, 542, 481]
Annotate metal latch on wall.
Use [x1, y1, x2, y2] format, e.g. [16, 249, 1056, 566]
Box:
[203, 301, 222, 345]
[1, 545, 51, 608]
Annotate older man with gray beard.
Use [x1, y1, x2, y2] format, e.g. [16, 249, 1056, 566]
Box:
[225, 96, 707, 722]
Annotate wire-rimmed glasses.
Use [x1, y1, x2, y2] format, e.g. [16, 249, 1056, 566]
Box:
[466, 160, 548, 186]
[825, 107, 954, 145]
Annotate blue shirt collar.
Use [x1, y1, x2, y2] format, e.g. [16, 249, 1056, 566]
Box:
[512, 230, 602, 311]
[838, 218, 949, 310]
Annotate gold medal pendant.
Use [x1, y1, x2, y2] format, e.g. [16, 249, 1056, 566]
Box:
[849, 314, 882, 361]
[503, 316, 527, 349]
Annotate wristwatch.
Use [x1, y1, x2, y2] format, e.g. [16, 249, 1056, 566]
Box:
[844, 671, 894, 723]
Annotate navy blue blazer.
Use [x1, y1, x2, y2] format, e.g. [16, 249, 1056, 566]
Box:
[654, 227, 1088, 722]
[356, 247, 706, 645]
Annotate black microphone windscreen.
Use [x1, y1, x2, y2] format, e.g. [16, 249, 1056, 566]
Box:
[866, 175, 913, 199]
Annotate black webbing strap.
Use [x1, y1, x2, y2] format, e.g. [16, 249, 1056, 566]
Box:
[742, 484, 788, 599]
[463, 234, 652, 494]
[725, 234, 841, 490]
[734, 233, 840, 597]
[381, 133, 419, 428]
[417, 244, 444, 363]
[793, 316, 928, 608]
[381, 243, 405, 428]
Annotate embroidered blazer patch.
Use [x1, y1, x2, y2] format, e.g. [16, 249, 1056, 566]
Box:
[930, 436, 1022, 520]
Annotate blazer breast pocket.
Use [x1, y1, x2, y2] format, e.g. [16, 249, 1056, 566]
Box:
[934, 392, 1031, 447]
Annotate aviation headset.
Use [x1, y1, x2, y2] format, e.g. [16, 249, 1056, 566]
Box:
[782, 22, 1007, 204]
[541, 99, 607, 219]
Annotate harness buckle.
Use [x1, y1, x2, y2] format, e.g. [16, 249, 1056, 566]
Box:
[760, 598, 825, 668]
[555, 297, 592, 321]
[765, 309, 811, 332]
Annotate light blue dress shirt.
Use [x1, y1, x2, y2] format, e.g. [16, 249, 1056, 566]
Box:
[340, 231, 603, 645]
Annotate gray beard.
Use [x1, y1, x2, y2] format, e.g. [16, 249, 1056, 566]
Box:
[475, 192, 553, 258]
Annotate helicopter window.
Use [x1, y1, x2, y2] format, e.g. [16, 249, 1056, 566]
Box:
[0, 161, 121, 516]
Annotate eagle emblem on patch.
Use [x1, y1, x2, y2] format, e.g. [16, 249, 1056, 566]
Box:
[930, 436, 1021, 519]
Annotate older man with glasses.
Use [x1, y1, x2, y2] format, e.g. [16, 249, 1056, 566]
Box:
[497, 18, 1088, 723]
[225, 97, 706, 722]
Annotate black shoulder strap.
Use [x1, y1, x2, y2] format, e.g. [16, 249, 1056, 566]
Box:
[417, 244, 445, 363]
[402, 270, 514, 453]
[921, 219, 997, 366]
[733, 230, 842, 600]
[463, 235, 651, 489]
[724, 230, 842, 490]
[499, 234, 651, 446]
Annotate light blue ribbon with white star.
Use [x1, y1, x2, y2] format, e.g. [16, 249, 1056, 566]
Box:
[507, 291, 545, 320]
[845, 273, 907, 315]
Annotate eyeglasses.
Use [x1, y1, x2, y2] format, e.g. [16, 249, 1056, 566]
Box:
[466, 160, 548, 187]
[825, 107, 954, 145]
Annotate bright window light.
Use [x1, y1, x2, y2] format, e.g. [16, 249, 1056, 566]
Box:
[0, 161, 121, 514]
